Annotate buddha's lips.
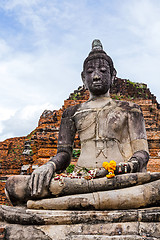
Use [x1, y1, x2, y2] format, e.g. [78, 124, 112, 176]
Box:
[92, 81, 103, 86]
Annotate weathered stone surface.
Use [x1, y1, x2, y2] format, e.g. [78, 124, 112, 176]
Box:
[0, 205, 45, 225]
[27, 180, 160, 210]
[35, 222, 139, 239]
[138, 208, 160, 222]
[49, 172, 160, 197]
[74, 97, 149, 169]
[1, 205, 160, 225]
[1, 206, 160, 240]
[67, 236, 158, 240]
[0, 205, 138, 225]
[5, 172, 160, 206]
[139, 222, 160, 238]
[4, 225, 51, 240]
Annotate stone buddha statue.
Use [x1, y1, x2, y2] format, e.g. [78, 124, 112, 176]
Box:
[5, 40, 160, 209]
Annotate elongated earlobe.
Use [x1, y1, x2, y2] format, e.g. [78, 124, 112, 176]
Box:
[81, 72, 88, 90]
[111, 69, 117, 85]
[81, 71, 85, 81]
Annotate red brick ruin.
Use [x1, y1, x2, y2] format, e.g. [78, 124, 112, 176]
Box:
[0, 78, 160, 205]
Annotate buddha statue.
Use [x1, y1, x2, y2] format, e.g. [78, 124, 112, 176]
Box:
[5, 40, 160, 209]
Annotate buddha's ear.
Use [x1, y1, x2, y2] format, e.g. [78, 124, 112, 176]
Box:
[111, 68, 117, 85]
[81, 71, 88, 89]
[81, 71, 85, 81]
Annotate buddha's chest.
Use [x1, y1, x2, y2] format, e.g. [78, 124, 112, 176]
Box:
[74, 104, 128, 142]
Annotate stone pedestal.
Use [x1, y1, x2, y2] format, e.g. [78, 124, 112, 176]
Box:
[0, 205, 160, 239]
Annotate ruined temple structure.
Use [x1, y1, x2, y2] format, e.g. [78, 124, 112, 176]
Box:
[0, 77, 160, 205]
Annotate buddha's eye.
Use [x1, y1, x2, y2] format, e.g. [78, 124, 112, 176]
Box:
[87, 68, 94, 73]
[100, 67, 107, 72]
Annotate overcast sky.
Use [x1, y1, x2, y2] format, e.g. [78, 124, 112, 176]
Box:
[0, 0, 160, 141]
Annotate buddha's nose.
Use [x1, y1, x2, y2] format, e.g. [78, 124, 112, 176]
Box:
[93, 73, 101, 81]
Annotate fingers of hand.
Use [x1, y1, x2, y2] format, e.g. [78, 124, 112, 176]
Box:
[37, 172, 47, 195]
[29, 168, 42, 196]
[32, 173, 39, 196]
[29, 174, 34, 192]
[29, 164, 54, 197]
[29, 173, 36, 196]
[45, 167, 54, 187]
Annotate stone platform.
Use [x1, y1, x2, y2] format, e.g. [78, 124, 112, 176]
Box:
[0, 205, 160, 239]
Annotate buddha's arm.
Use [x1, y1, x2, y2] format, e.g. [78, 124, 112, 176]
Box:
[114, 104, 149, 175]
[127, 104, 149, 172]
[29, 105, 78, 196]
[49, 107, 77, 171]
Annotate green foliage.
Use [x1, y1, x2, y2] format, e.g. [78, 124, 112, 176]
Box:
[29, 149, 33, 155]
[27, 130, 36, 139]
[126, 79, 136, 87]
[150, 107, 153, 113]
[72, 149, 81, 158]
[114, 95, 120, 100]
[70, 92, 81, 100]
[126, 80, 147, 89]
[66, 164, 75, 173]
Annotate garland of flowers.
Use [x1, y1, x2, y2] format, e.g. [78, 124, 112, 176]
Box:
[102, 160, 116, 178]
[53, 166, 97, 185]
[53, 161, 117, 186]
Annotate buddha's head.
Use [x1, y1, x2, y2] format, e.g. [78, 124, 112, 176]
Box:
[82, 40, 116, 98]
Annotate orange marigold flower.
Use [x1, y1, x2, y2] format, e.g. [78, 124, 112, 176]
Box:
[109, 160, 116, 170]
[102, 161, 109, 170]
[106, 173, 115, 178]
[103, 160, 116, 178]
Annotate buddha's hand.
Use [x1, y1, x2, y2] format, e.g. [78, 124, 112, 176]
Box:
[115, 162, 131, 174]
[29, 161, 55, 197]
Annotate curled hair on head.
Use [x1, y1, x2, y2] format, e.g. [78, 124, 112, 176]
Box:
[82, 40, 117, 84]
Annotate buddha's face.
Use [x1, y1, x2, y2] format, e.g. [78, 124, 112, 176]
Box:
[82, 58, 111, 97]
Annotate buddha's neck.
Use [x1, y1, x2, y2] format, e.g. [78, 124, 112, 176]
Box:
[89, 91, 110, 101]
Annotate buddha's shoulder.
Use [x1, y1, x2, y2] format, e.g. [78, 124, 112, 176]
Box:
[62, 104, 82, 118]
[113, 99, 142, 112]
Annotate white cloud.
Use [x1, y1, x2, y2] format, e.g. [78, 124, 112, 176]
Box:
[120, 0, 160, 51]
[20, 103, 54, 120]
[0, 102, 55, 141]
[0, 107, 16, 121]
[0, 39, 12, 59]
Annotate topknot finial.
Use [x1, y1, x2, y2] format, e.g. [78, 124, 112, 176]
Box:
[92, 39, 103, 51]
